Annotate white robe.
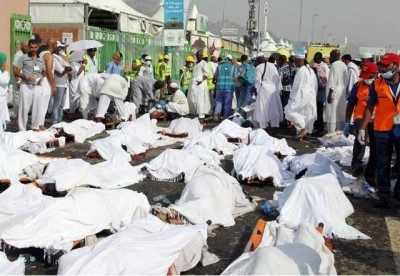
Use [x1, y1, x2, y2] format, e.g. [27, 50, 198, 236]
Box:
[187, 60, 211, 117]
[347, 62, 360, 93]
[0, 70, 10, 132]
[284, 65, 318, 132]
[325, 60, 348, 128]
[166, 89, 189, 115]
[253, 62, 283, 128]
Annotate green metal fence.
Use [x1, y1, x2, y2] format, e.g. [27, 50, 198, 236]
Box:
[10, 13, 32, 73]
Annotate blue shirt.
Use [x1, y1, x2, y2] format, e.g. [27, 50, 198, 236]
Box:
[105, 61, 123, 75]
[367, 79, 400, 139]
[347, 82, 359, 104]
[237, 63, 256, 87]
[215, 61, 235, 91]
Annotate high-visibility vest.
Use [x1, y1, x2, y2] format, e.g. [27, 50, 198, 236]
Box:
[163, 62, 171, 78]
[155, 61, 170, 81]
[207, 62, 215, 90]
[154, 61, 162, 80]
[353, 80, 370, 120]
[180, 67, 191, 92]
[373, 77, 400, 131]
[130, 59, 141, 79]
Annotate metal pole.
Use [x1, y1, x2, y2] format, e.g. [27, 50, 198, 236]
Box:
[257, 0, 261, 53]
[297, 0, 303, 47]
[321, 26, 327, 43]
[222, 0, 226, 27]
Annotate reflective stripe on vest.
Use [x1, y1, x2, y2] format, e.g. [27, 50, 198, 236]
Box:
[374, 77, 400, 131]
[353, 81, 370, 120]
[207, 63, 215, 90]
[163, 62, 171, 78]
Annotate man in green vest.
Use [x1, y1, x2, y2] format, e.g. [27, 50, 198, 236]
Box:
[130, 54, 146, 79]
[180, 55, 194, 94]
[155, 54, 171, 84]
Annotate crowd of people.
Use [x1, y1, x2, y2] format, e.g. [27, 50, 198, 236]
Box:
[0, 36, 400, 211]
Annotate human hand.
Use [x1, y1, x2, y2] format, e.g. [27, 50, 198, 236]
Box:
[357, 129, 366, 145]
[327, 91, 333, 104]
[343, 123, 351, 138]
[51, 85, 57, 95]
[2, 63, 9, 72]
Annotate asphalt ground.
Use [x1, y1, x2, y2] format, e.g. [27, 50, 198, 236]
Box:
[3, 115, 400, 275]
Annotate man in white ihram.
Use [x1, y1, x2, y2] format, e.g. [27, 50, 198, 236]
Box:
[326, 49, 349, 132]
[95, 74, 136, 122]
[284, 54, 318, 139]
[253, 53, 283, 129]
[166, 82, 189, 117]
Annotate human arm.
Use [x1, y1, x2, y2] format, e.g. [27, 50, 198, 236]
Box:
[44, 53, 57, 94]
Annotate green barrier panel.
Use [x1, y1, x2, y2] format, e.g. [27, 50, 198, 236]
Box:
[10, 14, 32, 79]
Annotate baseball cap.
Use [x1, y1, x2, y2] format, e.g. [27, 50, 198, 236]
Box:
[145, 55, 152, 61]
[379, 53, 400, 65]
[359, 62, 378, 79]
[226, 54, 233, 60]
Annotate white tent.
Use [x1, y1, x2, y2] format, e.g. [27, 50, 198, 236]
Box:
[30, 0, 162, 34]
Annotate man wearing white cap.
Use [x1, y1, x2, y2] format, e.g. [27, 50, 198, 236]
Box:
[68, 50, 86, 119]
[285, 54, 318, 139]
[326, 49, 349, 132]
[165, 83, 189, 117]
[361, 52, 373, 65]
[253, 53, 283, 129]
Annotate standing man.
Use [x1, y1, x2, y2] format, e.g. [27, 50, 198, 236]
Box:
[84, 48, 98, 75]
[278, 54, 296, 125]
[284, 54, 318, 139]
[342, 54, 360, 94]
[344, 62, 378, 177]
[361, 52, 374, 66]
[205, 52, 216, 100]
[0, 52, 10, 132]
[105, 52, 123, 75]
[236, 54, 256, 112]
[253, 53, 283, 129]
[38, 39, 57, 130]
[131, 54, 146, 79]
[312, 52, 330, 135]
[358, 53, 400, 208]
[138, 55, 153, 77]
[326, 49, 349, 132]
[12, 41, 28, 117]
[68, 50, 86, 119]
[14, 39, 46, 131]
[52, 45, 72, 124]
[187, 50, 211, 124]
[213, 55, 235, 120]
[179, 56, 194, 94]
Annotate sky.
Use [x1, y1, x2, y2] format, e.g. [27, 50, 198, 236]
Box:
[192, 0, 400, 50]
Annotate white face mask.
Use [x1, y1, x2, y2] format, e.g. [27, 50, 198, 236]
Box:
[145, 61, 151, 65]
[364, 78, 374, 86]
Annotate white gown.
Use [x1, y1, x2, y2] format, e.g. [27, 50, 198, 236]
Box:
[284, 65, 318, 132]
[253, 62, 283, 128]
[187, 60, 211, 118]
[325, 60, 348, 131]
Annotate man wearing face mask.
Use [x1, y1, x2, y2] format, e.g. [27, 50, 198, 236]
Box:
[138, 56, 153, 78]
[344, 62, 378, 179]
[359, 53, 400, 208]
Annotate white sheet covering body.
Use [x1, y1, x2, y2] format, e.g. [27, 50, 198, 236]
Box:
[0, 144, 40, 179]
[277, 173, 369, 239]
[249, 129, 296, 156]
[1, 188, 150, 250]
[233, 145, 285, 186]
[183, 131, 237, 156]
[0, 130, 55, 148]
[58, 216, 208, 275]
[167, 117, 203, 137]
[212, 119, 252, 142]
[51, 119, 105, 143]
[253, 62, 283, 128]
[284, 65, 318, 133]
[222, 221, 336, 275]
[170, 167, 256, 227]
[284, 153, 353, 186]
[36, 159, 145, 191]
[0, 252, 25, 275]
